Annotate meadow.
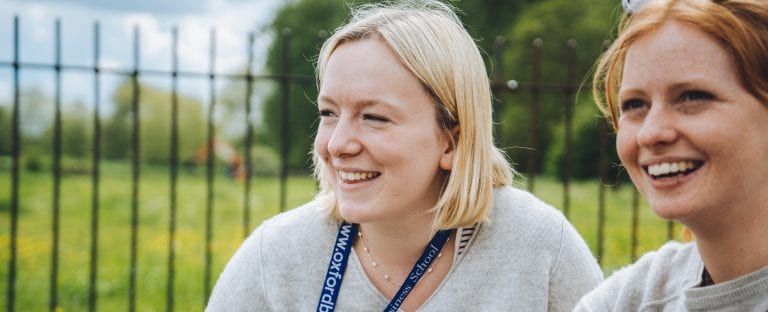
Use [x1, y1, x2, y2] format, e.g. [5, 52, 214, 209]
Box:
[0, 161, 680, 311]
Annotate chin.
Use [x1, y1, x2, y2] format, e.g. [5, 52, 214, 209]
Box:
[337, 205, 371, 224]
[650, 201, 695, 222]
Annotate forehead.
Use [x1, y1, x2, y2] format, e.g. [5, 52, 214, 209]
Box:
[322, 38, 408, 84]
[621, 20, 737, 88]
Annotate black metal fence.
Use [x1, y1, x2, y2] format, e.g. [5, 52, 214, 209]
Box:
[1, 17, 677, 312]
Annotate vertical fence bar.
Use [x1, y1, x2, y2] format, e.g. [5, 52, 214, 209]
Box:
[88, 21, 102, 312]
[128, 25, 141, 312]
[492, 36, 505, 140]
[50, 19, 63, 312]
[527, 38, 542, 192]
[167, 26, 179, 312]
[667, 220, 674, 241]
[203, 28, 217, 305]
[243, 32, 255, 238]
[630, 188, 640, 261]
[8, 15, 21, 312]
[597, 117, 608, 265]
[278, 28, 291, 213]
[562, 39, 577, 219]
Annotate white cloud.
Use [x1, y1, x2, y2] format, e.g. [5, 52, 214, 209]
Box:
[0, 0, 282, 109]
[120, 13, 172, 69]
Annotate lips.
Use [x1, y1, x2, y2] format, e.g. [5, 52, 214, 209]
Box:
[644, 160, 703, 179]
[337, 170, 381, 183]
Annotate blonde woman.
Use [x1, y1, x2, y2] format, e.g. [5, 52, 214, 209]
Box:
[576, 0, 768, 310]
[207, 1, 601, 311]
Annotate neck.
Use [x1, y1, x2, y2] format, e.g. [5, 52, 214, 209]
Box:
[691, 205, 768, 283]
[356, 214, 438, 267]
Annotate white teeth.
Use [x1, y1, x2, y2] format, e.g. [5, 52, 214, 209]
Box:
[647, 161, 696, 177]
[338, 170, 379, 182]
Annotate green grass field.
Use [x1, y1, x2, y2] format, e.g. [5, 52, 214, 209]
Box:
[0, 162, 680, 311]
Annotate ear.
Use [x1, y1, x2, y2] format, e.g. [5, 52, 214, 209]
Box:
[439, 126, 459, 170]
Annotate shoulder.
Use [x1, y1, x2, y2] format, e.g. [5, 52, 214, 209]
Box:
[490, 185, 565, 224]
[576, 241, 701, 311]
[207, 200, 341, 310]
[444, 186, 600, 310]
[487, 186, 569, 243]
[257, 200, 339, 255]
[481, 186, 593, 269]
[612, 241, 700, 289]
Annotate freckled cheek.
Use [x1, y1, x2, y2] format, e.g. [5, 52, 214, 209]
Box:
[615, 128, 638, 169]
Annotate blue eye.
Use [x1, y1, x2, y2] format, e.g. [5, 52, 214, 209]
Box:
[681, 90, 714, 102]
[620, 99, 646, 112]
[318, 109, 336, 118]
[363, 114, 389, 122]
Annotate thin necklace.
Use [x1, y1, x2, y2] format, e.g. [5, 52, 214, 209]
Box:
[357, 229, 450, 287]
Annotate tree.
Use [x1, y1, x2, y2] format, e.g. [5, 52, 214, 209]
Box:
[258, 0, 622, 177]
[104, 78, 207, 164]
[60, 100, 91, 158]
[0, 104, 9, 156]
[259, 0, 368, 172]
[496, 0, 620, 177]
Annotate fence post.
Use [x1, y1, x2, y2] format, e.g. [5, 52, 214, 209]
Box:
[50, 18, 63, 312]
[88, 21, 102, 312]
[279, 28, 292, 213]
[8, 15, 21, 312]
[203, 28, 217, 306]
[167, 26, 180, 312]
[128, 25, 141, 312]
[492, 36, 505, 140]
[631, 188, 640, 261]
[563, 39, 577, 219]
[527, 38, 543, 192]
[597, 116, 608, 265]
[243, 32, 256, 239]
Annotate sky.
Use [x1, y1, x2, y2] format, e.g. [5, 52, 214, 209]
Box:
[0, 0, 284, 109]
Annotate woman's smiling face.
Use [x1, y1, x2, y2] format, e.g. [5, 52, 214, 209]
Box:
[314, 38, 454, 225]
[616, 20, 768, 228]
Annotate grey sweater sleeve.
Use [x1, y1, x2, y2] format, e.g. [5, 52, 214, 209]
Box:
[548, 215, 604, 312]
[572, 265, 629, 312]
[206, 223, 271, 311]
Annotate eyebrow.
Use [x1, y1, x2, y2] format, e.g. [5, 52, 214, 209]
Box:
[317, 95, 398, 112]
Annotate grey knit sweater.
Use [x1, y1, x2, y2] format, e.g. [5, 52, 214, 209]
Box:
[207, 186, 602, 311]
[574, 241, 768, 311]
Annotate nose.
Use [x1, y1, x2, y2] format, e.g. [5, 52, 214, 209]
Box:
[636, 104, 678, 148]
[325, 118, 363, 158]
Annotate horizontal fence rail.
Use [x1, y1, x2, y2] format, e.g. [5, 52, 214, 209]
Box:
[0, 16, 678, 311]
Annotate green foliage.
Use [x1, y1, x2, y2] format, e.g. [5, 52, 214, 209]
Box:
[0, 162, 317, 311]
[104, 79, 207, 164]
[544, 94, 626, 183]
[0, 105, 9, 156]
[58, 100, 91, 158]
[452, 0, 537, 63]
[0, 165, 683, 310]
[251, 144, 280, 176]
[258, 0, 625, 178]
[497, 0, 622, 177]
[260, 0, 359, 172]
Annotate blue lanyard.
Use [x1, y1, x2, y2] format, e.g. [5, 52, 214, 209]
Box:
[316, 222, 358, 312]
[316, 222, 451, 312]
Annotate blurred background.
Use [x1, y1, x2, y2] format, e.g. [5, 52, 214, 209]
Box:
[0, 0, 683, 310]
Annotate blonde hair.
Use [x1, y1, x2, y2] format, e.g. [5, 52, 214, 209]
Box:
[593, 0, 768, 129]
[313, 0, 514, 230]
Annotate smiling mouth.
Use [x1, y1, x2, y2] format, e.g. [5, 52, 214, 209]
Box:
[337, 170, 381, 183]
[644, 161, 703, 179]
